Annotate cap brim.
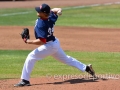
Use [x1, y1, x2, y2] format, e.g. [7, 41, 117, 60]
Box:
[35, 7, 41, 13]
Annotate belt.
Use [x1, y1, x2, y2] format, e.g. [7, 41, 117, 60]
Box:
[47, 38, 55, 42]
[52, 38, 55, 42]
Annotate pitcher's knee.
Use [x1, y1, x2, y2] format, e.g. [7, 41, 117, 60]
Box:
[26, 51, 42, 62]
[26, 53, 35, 61]
[27, 52, 35, 58]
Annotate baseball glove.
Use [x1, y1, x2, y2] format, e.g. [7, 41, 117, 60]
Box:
[20, 28, 30, 43]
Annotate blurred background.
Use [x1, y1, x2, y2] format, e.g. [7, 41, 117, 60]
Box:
[0, 0, 39, 1]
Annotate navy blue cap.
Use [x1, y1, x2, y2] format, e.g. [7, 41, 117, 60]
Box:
[35, 4, 50, 14]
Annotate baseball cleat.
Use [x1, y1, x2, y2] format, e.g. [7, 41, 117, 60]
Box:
[85, 64, 96, 78]
[14, 79, 31, 87]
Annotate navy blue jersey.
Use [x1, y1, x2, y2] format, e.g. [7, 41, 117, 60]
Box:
[34, 11, 58, 42]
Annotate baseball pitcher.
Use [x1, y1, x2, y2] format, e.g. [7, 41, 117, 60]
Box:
[14, 3, 96, 87]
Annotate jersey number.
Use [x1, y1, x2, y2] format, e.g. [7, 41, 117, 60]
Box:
[48, 27, 54, 37]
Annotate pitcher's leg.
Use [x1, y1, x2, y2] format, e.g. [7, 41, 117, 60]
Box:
[21, 44, 56, 81]
[52, 48, 86, 72]
[21, 54, 37, 81]
[52, 47, 96, 77]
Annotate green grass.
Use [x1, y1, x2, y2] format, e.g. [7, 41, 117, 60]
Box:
[0, 8, 36, 26]
[59, 4, 120, 28]
[0, 5, 120, 28]
[0, 50, 120, 79]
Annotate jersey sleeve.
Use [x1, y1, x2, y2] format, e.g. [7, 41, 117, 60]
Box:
[34, 19, 48, 39]
[49, 11, 58, 23]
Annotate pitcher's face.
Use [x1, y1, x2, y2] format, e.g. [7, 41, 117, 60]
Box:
[37, 12, 49, 19]
[37, 12, 43, 17]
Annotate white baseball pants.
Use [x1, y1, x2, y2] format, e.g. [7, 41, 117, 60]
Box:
[21, 38, 87, 81]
